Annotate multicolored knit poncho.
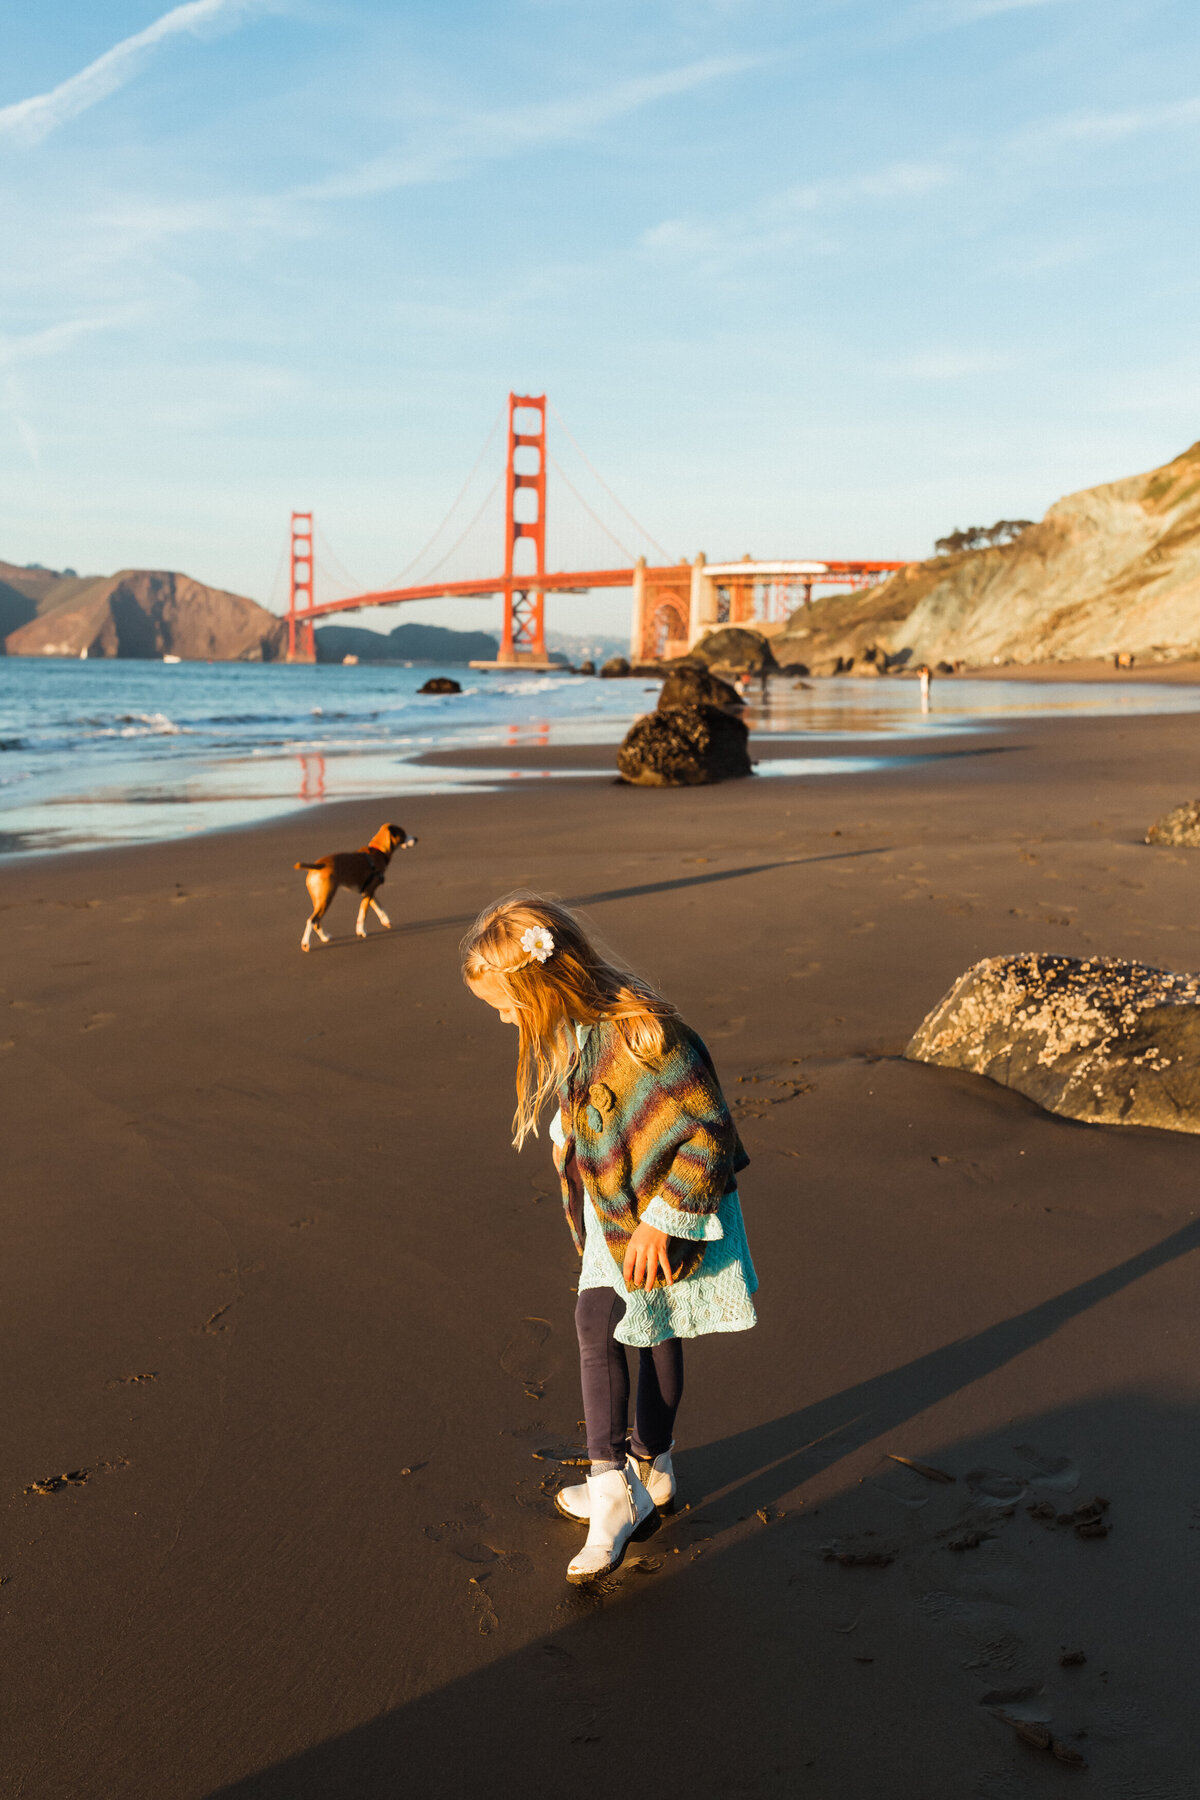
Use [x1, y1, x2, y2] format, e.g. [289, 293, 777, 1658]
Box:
[555, 1015, 749, 1282]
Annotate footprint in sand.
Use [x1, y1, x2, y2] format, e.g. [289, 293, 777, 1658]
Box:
[500, 1316, 557, 1401]
[964, 1468, 1027, 1507]
[82, 1012, 116, 1031]
[468, 1575, 498, 1635]
[1013, 1444, 1080, 1494]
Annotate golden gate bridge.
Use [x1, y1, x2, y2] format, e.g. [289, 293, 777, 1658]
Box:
[283, 393, 907, 665]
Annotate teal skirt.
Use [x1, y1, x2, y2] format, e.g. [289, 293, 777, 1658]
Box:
[579, 1186, 759, 1348]
[549, 1106, 758, 1348]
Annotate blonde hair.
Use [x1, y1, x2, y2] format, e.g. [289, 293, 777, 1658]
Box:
[461, 891, 676, 1148]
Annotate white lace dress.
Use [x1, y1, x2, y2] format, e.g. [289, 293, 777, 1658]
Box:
[549, 1026, 758, 1349]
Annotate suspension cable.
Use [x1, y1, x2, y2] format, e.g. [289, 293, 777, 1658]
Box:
[547, 455, 640, 563]
[312, 523, 365, 600]
[422, 471, 504, 581]
[547, 401, 672, 562]
[267, 527, 293, 614]
[391, 401, 506, 583]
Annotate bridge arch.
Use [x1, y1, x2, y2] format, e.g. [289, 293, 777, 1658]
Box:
[650, 598, 688, 660]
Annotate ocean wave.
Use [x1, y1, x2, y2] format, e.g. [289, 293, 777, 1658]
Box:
[105, 713, 186, 738]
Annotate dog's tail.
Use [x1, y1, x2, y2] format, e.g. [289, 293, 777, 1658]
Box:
[294, 861, 322, 871]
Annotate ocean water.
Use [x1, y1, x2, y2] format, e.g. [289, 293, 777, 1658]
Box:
[2, 656, 1199, 857]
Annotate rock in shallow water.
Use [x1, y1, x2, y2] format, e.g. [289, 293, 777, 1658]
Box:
[905, 952, 1200, 1134]
[617, 703, 752, 787]
[688, 627, 776, 673]
[657, 666, 743, 712]
[1146, 799, 1200, 846]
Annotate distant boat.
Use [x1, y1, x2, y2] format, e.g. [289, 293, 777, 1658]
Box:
[342, 653, 359, 665]
[163, 654, 182, 664]
[79, 647, 88, 659]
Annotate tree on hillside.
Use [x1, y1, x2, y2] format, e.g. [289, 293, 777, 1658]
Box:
[934, 519, 1033, 556]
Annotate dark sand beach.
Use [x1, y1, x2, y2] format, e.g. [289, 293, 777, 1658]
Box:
[8, 705, 1200, 1799]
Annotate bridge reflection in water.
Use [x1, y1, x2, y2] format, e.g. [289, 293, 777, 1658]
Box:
[297, 753, 327, 802]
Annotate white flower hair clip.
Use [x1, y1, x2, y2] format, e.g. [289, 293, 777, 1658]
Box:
[520, 924, 555, 964]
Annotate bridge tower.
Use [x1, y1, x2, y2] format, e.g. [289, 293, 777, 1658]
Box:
[287, 510, 316, 663]
[498, 392, 551, 665]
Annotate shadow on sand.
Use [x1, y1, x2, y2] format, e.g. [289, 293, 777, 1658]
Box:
[310, 845, 897, 950]
[205, 1220, 1200, 1799]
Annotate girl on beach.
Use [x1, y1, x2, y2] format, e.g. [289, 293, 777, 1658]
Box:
[462, 894, 757, 1584]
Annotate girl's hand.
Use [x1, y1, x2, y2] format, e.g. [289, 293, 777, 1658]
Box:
[623, 1222, 675, 1289]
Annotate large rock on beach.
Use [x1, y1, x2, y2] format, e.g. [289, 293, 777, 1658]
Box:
[657, 665, 744, 712]
[617, 702, 752, 787]
[689, 627, 776, 673]
[1146, 800, 1200, 847]
[906, 951, 1200, 1134]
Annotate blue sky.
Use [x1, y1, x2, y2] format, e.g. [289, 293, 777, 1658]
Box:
[2, 0, 1199, 638]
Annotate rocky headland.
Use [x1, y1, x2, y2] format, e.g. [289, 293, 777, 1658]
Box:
[775, 440, 1200, 673]
[2, 561, 286, 661]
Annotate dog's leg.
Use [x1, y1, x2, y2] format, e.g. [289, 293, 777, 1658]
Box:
[305, 873, 332, 946]
[369, 897, 391, 929]
[356, 896, 371, 938]
[302, 911, 329, 951]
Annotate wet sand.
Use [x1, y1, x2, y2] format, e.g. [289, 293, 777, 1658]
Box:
[7, 708, 1200, 1798]
[951, 658, 1200, 684]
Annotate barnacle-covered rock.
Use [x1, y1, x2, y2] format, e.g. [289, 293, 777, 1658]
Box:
[617, 703, 752, 787]
[1146, 799, 1200, 847]
[905, 952, 1200, 1133]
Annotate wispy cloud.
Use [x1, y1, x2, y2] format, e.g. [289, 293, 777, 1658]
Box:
[0, 315, 133, 368]
[298, 56, 762, 202]
[1015, 95, 1200, 151]
[885, 348, 1016, 379]
[767, 161, 952, 214]
[642, 158, 954, 266]
[0, 0, 271, 147]
[908, 0, 1073, 28]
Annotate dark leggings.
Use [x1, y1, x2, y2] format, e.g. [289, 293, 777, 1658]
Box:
[575, 1286, 684, 1466]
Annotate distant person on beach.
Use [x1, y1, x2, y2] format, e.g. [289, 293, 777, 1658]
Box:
[917, 663, 932, 712]
[463, 894, 757, 1584]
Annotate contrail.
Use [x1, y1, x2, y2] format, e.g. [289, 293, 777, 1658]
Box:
[0, 0, 270, 147]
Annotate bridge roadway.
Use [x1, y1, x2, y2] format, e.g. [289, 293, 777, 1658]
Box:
[287, 555, 910, 663]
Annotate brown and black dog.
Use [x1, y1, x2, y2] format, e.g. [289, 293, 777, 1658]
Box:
[295, 822, 417, 951]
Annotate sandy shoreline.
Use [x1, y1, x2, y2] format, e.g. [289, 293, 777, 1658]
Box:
[942, 658, 1200, 684]
[7, 708, 1200, 1797]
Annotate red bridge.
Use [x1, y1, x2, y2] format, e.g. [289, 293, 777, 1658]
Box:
[285, 394, 907, 664]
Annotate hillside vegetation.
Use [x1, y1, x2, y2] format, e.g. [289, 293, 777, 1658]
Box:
[776, 441, 1200, 671]
[315, 621, 499, 663]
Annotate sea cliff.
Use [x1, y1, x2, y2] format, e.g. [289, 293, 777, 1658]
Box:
[776, 441, 1200, 671]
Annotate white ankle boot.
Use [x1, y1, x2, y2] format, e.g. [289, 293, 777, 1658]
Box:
[556, 1445, 676, 1524]
[565, 1462, 655, 1583]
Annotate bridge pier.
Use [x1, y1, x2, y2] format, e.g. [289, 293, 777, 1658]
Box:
[490, 392, 553, 666]
[630, 559, 694, 662]
[286, 511, 317, 662]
